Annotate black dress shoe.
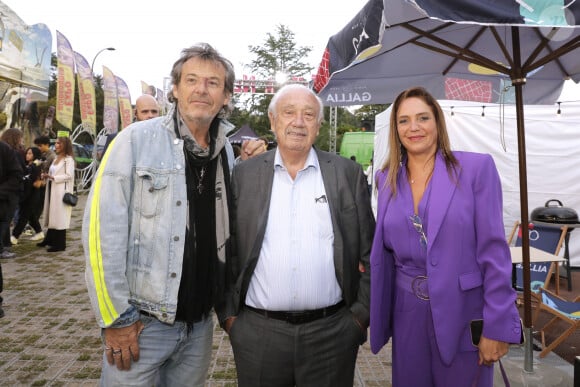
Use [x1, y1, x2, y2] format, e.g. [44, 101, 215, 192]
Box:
[36, 241, 48, 247]
[47, 247, 65, 252]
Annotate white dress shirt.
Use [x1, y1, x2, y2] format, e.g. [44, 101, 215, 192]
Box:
[245, 148, 342, 311]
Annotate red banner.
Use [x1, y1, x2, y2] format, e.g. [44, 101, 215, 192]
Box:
[116, 76, 132, 129]
[74, 51, 97, 132]
[56, 31, 75, 129]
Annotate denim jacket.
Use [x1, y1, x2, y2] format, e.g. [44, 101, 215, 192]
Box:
[83, 105, 234, 328]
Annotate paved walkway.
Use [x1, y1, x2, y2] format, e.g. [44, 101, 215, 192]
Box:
[0, 193, 574, 386]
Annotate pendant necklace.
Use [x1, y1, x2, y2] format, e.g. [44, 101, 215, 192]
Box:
[194, 165, 206, 194]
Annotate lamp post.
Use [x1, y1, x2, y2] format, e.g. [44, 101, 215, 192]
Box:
[91, 47, 116, 74]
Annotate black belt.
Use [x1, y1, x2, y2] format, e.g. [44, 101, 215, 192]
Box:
[245, 300, 345, 325]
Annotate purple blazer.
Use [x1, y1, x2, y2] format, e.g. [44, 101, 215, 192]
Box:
[370, 151, 521, 365]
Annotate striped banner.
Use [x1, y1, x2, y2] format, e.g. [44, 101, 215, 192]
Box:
[56, 31, 75, 129]
[74, 51, 97, 132]
[156, 88, 165, 114]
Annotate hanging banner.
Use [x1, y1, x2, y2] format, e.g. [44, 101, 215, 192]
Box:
[56, 31, 75, 129]
[116, 75, 132, 129]
[141, 80, 156, 96]
[74, 51, 96, 132]
[156, 88, 165, 114]
[0, 3, 52, 91]
[102, 65, 118, 133]
[141, 80, 150, 94]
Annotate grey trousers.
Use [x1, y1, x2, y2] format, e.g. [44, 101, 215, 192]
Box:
[230, 306, 365, 387]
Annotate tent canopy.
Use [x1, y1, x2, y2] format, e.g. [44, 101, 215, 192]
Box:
[314, 0, 580, 106]
[227, 124, 259, 145]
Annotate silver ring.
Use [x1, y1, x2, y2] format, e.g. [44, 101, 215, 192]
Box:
[112, 349, 122, 355]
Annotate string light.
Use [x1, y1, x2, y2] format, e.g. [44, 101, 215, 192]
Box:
[556, 101, 561, 117]
[450, 106, 454, 116]
[481, 105, 486, 118]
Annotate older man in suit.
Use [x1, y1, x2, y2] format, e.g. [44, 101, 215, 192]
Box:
[218, 85, 375, 387]
[217, 84, 375, 387]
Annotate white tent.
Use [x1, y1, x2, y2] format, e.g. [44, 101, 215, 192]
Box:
[373, 100, 580, 267]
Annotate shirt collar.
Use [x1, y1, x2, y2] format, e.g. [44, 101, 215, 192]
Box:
[274, 147, 319, 172]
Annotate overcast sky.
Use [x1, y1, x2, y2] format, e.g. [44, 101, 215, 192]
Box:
[4, 0, 579, 105]
[3, 0, 368, 102]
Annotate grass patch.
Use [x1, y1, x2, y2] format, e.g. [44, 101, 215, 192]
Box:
[77, 353, 92, 361]
[210, 368, 237, 379]
[70, 366, 101, 379]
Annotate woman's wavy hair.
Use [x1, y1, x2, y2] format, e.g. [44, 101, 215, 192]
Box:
[0, 128, 23, 151]
[381, 86, 458, 196]
[56, 136, 74, 157]
[166, 43, 235, 118]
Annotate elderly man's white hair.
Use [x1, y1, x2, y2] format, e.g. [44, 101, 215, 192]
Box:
[268, 84, 324, 123]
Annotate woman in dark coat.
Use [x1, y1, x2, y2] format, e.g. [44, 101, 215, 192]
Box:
[11, 146, 44, 244]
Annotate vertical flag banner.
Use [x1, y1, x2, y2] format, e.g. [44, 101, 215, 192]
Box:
[116, 76, 132, 129]
[156, 88, 165, 114]
[73, 51, 97, 132]
[102, 66, 119, 133]
[141, 81, 156, 96]
[56, 31, 75, 129]
[141, 80, 150, 95]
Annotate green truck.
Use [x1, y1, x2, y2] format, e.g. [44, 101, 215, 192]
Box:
[339, 132, 374, 169]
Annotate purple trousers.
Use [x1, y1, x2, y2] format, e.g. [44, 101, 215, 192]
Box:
[392, 274, 493, 386]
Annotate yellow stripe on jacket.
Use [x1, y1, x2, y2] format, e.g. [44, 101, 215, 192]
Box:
[87, 138, 118, 326]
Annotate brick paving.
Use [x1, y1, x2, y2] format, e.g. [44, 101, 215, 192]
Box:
[0, 193, 575, 386]
[0, 194, 392, 386]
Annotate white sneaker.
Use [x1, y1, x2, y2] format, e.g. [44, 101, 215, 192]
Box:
[30, 232, 45, 241]
[22, 229, 34, 236]
[10, 235, 18, 245]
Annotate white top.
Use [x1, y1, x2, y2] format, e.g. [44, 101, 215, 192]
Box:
[365, 164, 373, 186]
[245, 148, 342, 311]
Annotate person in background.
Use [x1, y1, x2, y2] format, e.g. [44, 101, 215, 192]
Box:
[364, 157, 373, 195]
[369, 86, 521, 386]
[37, 136, 75, 253]
[11, 147, 44, 244]
[220, 84, 375, 387]
[99, 94, 162, 160]
[0, 140, 23, 261]
[0, 128, 25, 254]
[0, 139, 23, 320]
[134, 93, 160, 122]
[83, 43, 265, 387]
[33, 135, 56, 217]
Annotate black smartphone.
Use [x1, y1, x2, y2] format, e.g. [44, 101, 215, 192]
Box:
[470, 319, 483, 347]
[470, 318, 524, 347]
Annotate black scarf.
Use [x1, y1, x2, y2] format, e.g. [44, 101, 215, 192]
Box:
[174, 114, 221, 329]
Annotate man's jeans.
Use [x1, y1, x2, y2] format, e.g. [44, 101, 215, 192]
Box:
[100, 314, 213, 387]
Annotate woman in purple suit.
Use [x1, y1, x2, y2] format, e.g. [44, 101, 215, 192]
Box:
[370, 87, 521, 386]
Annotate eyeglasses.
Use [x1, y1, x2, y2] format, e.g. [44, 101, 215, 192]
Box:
[409, 214, 428, 248]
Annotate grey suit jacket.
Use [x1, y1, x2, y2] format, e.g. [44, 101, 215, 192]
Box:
[217, 148, 375, 328]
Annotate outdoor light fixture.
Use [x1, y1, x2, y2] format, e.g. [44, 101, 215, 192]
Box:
[556, 101, 562, 116]
[481, 105, 486, 118]
[91, 47, 116, 73]
[450, 106, 454, 116]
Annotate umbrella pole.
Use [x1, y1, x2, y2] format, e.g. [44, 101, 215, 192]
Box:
[512, 26, 534, 373]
